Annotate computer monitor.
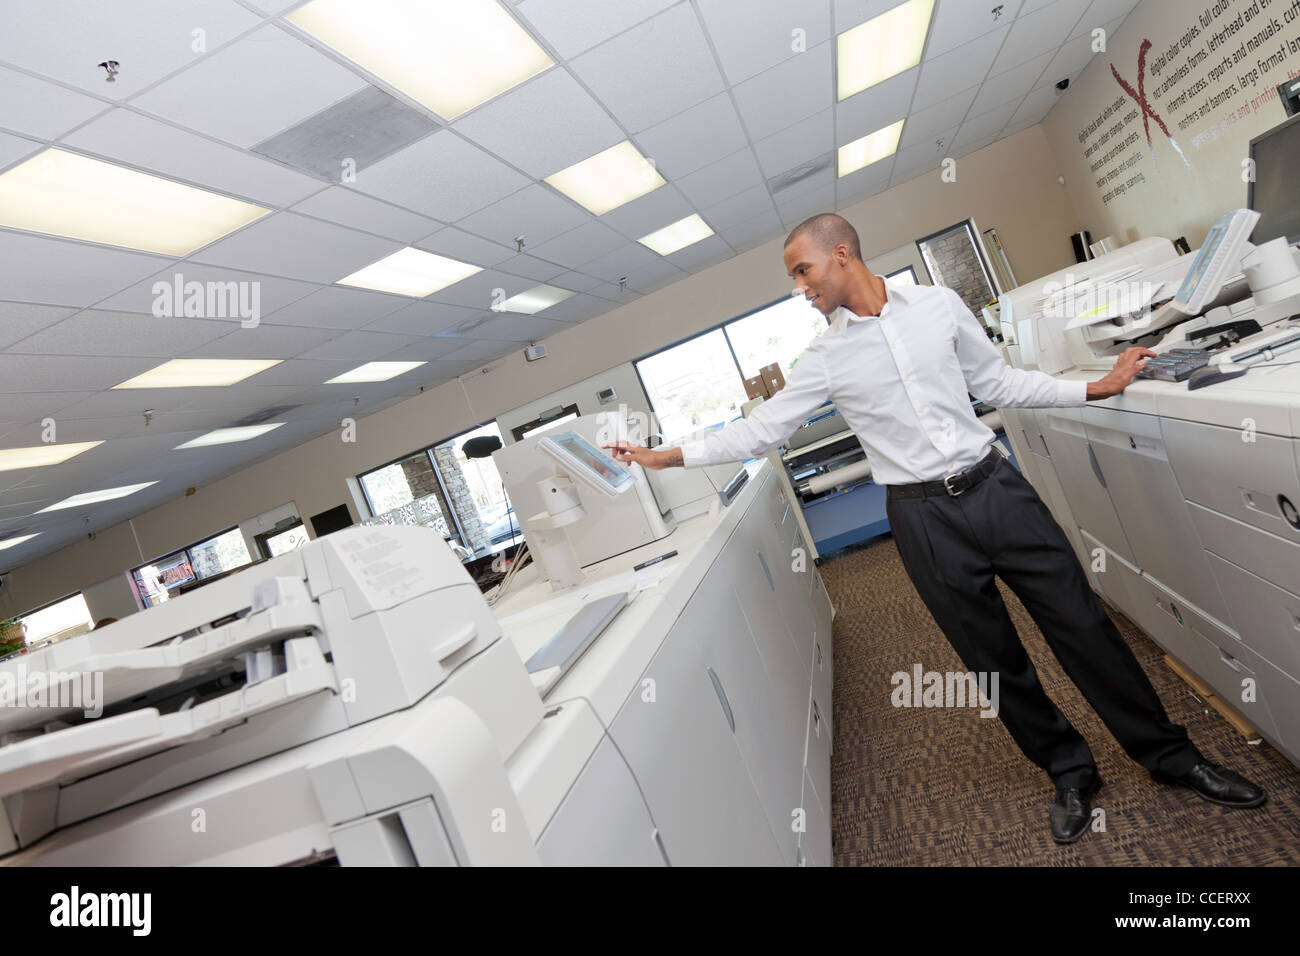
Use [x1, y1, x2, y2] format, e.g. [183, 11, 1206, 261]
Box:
[1248, 113, 1300, 246]
[539, 432, 635, 498]
[1171, 208, 1260, 315]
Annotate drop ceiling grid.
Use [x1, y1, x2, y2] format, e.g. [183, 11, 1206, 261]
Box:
[0, 0, 1137, 566]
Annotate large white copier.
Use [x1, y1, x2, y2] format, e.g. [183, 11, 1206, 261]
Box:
[996, 213, 1300, 768]
[0, 430, 835, 866]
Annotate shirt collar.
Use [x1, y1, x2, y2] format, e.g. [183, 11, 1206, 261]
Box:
[830, 275, 915, 333]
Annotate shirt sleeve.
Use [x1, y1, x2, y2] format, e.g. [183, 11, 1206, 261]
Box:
[947, 288, 1087, 408]
[677, 348, 832, 467]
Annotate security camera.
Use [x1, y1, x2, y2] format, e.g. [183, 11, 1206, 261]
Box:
[1055, 78, 1070, 92]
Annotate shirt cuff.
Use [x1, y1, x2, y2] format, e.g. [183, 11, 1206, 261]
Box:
[1058, 378, 1088, 406]
[677, 440, 708, 468]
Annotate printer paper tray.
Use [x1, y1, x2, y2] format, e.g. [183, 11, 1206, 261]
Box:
[0, 637, 336, 797]
[0, 602, 323, 736]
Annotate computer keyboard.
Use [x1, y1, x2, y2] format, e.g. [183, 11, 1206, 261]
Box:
[1136, 348, 1211, 382]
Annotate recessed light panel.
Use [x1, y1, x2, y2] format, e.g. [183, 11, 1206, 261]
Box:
[502, 285, 577, 314]
[174, 423, 286, 449]
[325, 361, 426, 383]
[837, 0, 935, 100]
[337, 247, 481, 297]
[0, 442, 102, 473]
[544, 141, 666, 216]
[0, 149, 268, 256]
[639, 215, 714, 255]
[838, 120, 905, 176]
[112, 360, 282, 389]
[38, 482, 158, 513]
[287, 0, 553, 120]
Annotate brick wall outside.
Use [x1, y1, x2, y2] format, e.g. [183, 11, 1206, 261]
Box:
[920, 230, 996, 316]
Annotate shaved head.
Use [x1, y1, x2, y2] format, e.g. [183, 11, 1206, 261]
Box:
[785, 213, 861, 261]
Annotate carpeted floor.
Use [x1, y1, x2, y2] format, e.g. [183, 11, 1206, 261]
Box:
[819, 534, 1300, 866]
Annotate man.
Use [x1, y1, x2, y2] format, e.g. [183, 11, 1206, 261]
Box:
[606, 213, 1265, 844]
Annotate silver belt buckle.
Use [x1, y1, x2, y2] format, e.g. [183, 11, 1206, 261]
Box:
[943, 473, 964, 496]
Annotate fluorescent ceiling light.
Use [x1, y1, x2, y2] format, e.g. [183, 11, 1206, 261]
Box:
[639, 215, 714, 256]
[325, 362, 426, 384]
[0, 148, 267, 256]
[0, 442, 102, 473]
[0, 533, 40, 551]
[112, 359, 281, 389]
[337, 247, 481, 298]
[544, 141, 665, 216]
[837, 0, 935, 100]
[38, 482, 158, 513]
[174, 423, 286, 450]
[838, 120, 905, 176]
[287, 0, 553, 120]
[502, 284, 577, 314]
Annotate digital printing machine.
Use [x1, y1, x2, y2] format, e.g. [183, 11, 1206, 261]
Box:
[0, 411, 835, 866]
[996, 209, 1300, 768]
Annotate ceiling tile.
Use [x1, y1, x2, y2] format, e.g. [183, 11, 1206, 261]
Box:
[131, 25, 368, 147]
[517, 0, 679, 59]
[634, 93, 749, 179]
[534, 293, 610, 322]
[188, 212, 402, 283]
[455, 184, 590, 249]
[698, 0, 832, 84]
[899, 88, 977, 148]
[185, 323, 338, 359]
[453, 315, 571, 344]
[499, 255, 568, 282]
[701, 184, 777, 231]
[835, 67, 917, 147]
[0, 302, 77, 349]
[0, 0, 262, 99]
[452, 68, 623, 179]
[598, 186, 694, 240]
[349, 130, 531, 221]
[1044, 15, 1123, 82]
[289, 187, 443, 242]
[0, 66, 107, 140]
[970, 50, 1054, 114]
[62, 109, 323, 208]
[889, 127, 954, 185]
[528, 221, 628, 270]
[925, 0, 1022, 59]
[732, 42, 833, 142]
[375, 336, 471, 362]
[0, 232, 171, 307]
[95, 263, 319, 317]
[953, 101, 1019, 147]
[413, 226, 515, 268]
[0, 131, 40, 171]
[990, 0, 1090, 75]
[1009, 83, 1065, 126]
[363, 300, 485, 336]
[427, 270, 536, 309]
[753, 109, 833, 178]
[262, 285, 409, 330]
[297, 330, 426, 362]
[1071, 0, 1138, 37]
[912, 25, 1010, 108]
[832, 0, 915, 31]
[0, 354, 156, 393]
[837, 160, 893, 206]
[665, 233, 732, 273]
[777, 185, 836, 229]
[0, 390, 96, 425]
[549, 271, 603, 293]
[581, 241, 664, 282]
[6, 310, 232, 356]
[569, 4, 726, 132]
[676, 149, 766, 208]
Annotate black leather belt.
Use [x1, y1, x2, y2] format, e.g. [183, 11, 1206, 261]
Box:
[886, 448, 1003, 500]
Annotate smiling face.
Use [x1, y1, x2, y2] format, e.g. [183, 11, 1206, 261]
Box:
[784, 232, 849, 316]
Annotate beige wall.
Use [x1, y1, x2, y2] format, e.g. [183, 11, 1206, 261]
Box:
[0, 124, 1083, 616]
[1042, 0, 1300, 248]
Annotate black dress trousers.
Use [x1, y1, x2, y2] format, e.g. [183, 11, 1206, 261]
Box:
[885, 453, 1203, 789]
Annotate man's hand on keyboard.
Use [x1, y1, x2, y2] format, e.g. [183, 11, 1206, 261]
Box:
[1087, 346, 1157, 399]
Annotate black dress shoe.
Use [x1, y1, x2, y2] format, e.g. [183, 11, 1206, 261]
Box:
[1153, 760, 1267, 807]
[1050, 775, 1102, 844]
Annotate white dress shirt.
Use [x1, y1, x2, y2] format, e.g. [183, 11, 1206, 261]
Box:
[678, 277, 1088, 484]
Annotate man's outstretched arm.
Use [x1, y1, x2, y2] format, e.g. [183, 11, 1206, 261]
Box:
[606, 348, 831, 470]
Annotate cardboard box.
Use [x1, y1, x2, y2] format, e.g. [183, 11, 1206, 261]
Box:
[760, 362, 786, 395]
[743, 374, 769, 400]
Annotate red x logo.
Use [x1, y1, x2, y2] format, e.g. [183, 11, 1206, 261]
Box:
[1111, 39, 1171, 150]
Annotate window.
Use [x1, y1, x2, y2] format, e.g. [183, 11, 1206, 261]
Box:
[635, 329, 750, 443]
[358, 452, 457, 542]
[261, 522, 310, 557]
[434, 422, 521, 556]
[916, 219, 999, 314]
[17, 593, 94, 647]
[131, 526, 255, 608]
[723, 295, 826, 380]
[886, 266, 919, 285]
